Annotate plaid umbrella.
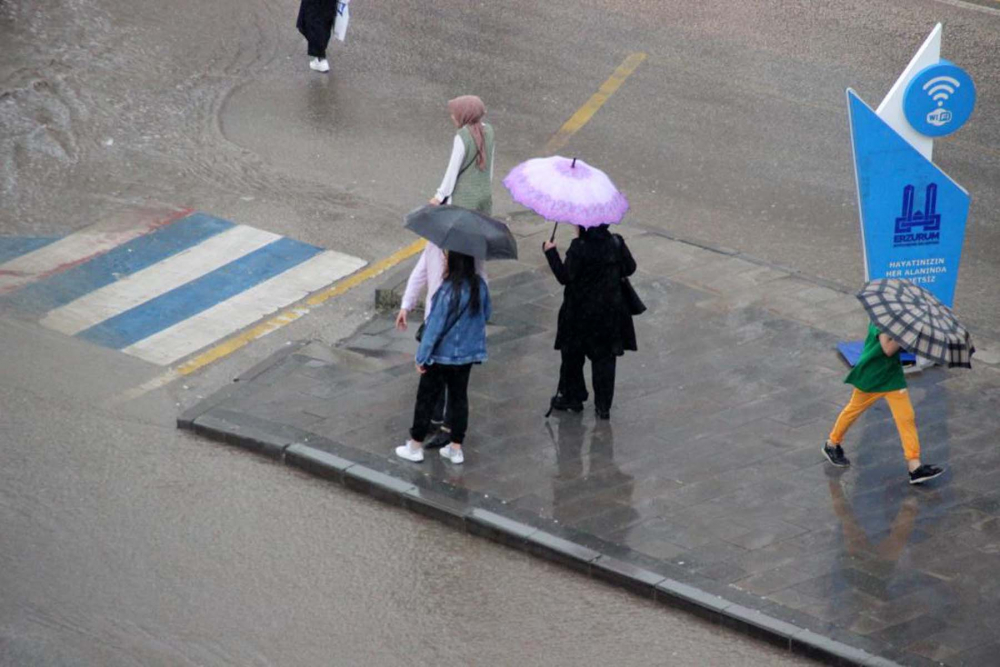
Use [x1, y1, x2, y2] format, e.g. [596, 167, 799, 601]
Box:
[856, 278, 975, 368]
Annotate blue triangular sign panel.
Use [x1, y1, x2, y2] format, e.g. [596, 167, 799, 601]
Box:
[847, 89, 970, 308]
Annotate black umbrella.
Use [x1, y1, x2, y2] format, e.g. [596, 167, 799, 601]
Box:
[404, 205, 518, 260]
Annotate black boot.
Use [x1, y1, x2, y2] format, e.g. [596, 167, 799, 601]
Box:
[549, 393, 584, 413]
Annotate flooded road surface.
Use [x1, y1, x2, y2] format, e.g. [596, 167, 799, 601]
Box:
[0, 319, 816, 667]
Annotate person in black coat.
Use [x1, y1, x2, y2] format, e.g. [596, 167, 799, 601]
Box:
[543, 224, 637, 419]
[297, 0, 337, 73]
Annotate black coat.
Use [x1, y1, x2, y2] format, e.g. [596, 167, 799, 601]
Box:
[297, 0, 337, 49]
[545, 228, 638, 358]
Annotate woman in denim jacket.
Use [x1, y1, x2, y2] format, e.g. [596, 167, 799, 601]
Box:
[396, 251, 491, 465]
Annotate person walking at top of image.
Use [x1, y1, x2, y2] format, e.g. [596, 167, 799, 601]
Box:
[543, 225, 637, 420]
[297, 0, 337, 72]
[396, 251, 492, 466]
[395, 95, 494, 447]
[823, 322, 944, 485]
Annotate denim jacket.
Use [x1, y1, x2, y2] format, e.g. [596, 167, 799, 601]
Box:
[416, 277, 491, 366]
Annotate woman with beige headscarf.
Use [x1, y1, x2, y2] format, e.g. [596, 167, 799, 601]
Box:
[395, 95, 495, 449]
[429, 95, 496, 213]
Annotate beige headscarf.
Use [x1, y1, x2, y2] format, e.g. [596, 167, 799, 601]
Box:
[447, 95, 487, 171]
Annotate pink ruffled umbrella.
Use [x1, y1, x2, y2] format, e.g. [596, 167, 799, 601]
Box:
[503, 156, 629, 241]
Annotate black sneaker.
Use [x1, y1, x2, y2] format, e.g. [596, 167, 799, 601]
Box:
[596, 408, 611, 420]
[909, 464, 944, 485]
[549, 394, 584, 413]
[822, 442, 851, 467]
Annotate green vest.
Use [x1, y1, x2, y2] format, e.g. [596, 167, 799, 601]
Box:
[450, 123, 494, 214]
[844, 323, 907, 393]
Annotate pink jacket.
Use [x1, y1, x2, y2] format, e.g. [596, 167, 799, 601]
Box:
[401, 243, 487, 321]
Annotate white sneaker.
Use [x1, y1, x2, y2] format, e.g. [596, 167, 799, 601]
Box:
[395, 440, 424, 462]
[309, 57, 330, 73]
[439, 445, 464, 464]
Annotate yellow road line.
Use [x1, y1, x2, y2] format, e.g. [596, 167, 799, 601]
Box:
[106, 238, 426, 406]
[545, 52, 647, 154]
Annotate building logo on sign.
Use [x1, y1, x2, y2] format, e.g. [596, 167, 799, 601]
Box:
[893, 184, 941, 247]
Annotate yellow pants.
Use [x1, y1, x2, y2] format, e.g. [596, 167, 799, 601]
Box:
[829, 388, 921, 461]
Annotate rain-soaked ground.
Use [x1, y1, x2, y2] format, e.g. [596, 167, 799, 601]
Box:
[3, 0, 1000, 664]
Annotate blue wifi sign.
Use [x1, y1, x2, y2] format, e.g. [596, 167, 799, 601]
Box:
[903, 61, 976, 137]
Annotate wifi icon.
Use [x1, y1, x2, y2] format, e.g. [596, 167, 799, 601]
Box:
[923, 76, 960, 108]
[904, 62, 976, 138]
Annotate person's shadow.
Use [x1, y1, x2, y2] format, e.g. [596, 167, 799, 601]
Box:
[303, 75, 337, 131]
[549, 416, 637, 529]
[828, 477, 918, 568]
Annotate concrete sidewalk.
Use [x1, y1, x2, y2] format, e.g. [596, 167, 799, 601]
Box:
[180, 218, 1000, 667]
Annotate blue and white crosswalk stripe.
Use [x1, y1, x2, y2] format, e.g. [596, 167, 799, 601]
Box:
[0, 237, 59, 265]
[77, 236, 324, 350]
[4, 212, 234, 315]
[40, 225, 280, 336]
[0, 211, 367, 366]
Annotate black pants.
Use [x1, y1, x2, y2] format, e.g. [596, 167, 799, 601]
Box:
[297, 0, 336, 58]
[411, 364, 472, 444]
[431, 388, 448, 427]
[559, 350, 617, 412]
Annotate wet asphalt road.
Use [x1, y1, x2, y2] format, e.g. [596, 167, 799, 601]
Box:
[2, 0, 1000, 664]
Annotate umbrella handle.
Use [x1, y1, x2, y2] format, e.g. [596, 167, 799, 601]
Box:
[550, 221, 558, 243]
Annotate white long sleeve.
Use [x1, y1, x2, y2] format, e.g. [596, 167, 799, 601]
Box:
[400, 246, 430, 313]
[435, 135, 466, 201]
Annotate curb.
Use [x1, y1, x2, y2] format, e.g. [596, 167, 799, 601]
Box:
[178, 407, 918, 667]
[373, 255, 420, 312]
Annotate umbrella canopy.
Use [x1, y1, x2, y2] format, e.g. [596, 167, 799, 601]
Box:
[856, 278, 975, 368]
[404, 205, 518, 260]
[503, 156, 628, 228]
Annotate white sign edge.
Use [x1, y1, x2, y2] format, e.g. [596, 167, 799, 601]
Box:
[876, 23, 942, 161]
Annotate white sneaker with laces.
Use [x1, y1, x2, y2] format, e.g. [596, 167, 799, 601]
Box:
[312, 58, 330, 73]
[395, 440, 424, 462]
[439, 445, 464, 464]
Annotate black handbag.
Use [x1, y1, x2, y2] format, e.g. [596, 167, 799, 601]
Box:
[415, 290, 470, 344]
[613, 235, 646, 316]
[622, 277, 646, 316]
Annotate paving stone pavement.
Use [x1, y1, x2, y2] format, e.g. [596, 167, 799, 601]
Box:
[181, 223, 1000, 666]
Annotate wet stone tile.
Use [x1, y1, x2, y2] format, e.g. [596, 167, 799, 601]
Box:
[672, 539, 749, 568]
[692, 561, 749, 585]
[733, 564, 818, 596]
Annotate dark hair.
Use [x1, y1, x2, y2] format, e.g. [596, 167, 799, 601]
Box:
[579, 224, 610, 240]
[445, 251, 480, 315]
